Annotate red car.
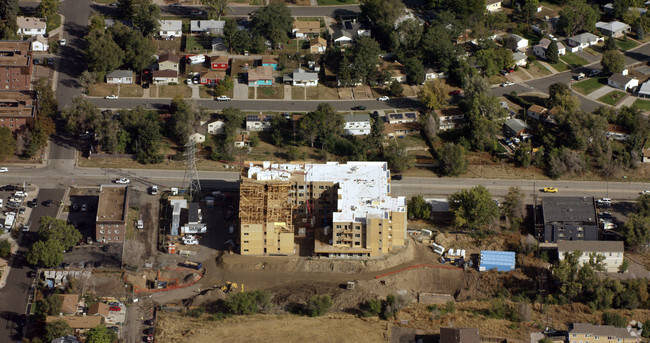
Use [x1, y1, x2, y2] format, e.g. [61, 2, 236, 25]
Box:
[449, 90, 462, 95]
[507, 68, 515, 73]
[109, 306, 121, 311]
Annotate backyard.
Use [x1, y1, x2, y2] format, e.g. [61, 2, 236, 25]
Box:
[598, 90, 627, 106]
[572, 77, 607, 95]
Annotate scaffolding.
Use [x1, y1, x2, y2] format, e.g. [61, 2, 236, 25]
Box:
[239, 183, 266, 224]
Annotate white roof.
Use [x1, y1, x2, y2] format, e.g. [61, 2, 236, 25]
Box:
[292, 68, 319, 81]
[246, 161, 406, 223]
[159, 20, 182, 31]
[596, 21, 630, 32]
[190, 20, 225, 32]
[639, 81, 650, 95]
[17, 16, 46, 30]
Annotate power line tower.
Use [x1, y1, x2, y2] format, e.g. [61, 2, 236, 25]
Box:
[182, 140, 201, 200]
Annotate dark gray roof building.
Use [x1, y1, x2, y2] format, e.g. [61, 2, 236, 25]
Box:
[542, 197, 598, 243]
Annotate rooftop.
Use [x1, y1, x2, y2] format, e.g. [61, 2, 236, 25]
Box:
[0, 91, 36, 118]
[609, 73, 634, 85]
[153, 69, 178, 78]
[46, 315, 102, 329]
[248, 66, 273, 81]
[159, 19, 182, 31]
[17, 16, 46, 30]
[504, 118, 531, 133]
[568, 32, 600, 44]
[190, 20, 225, 32]
[245, 161, 406, 224]
[640, 81, 650, 95]
[292, 68, 319, 81]
[310, 37, 327, 46]
[293, 20, 320, 33]
[188, 202, 200, 223]
[570, 323, 639, 338]
[344, 113, 370, 123]
[56, 294, 80, 314]
[440, 327, 481, 343]
[212, 55, 229, 64]
[106, 70, 133, 78]
[88, 302, 109, 317]
[536, 38, 565, 50]
[512, 51, 527, 61]
[159, 53, 181, 63]
[542, 197, 597, 225]
[96, 185, 128, 224]
[558, 240, 624, 253]
[261, 55, 277, 65]
[596, 21, 631, 32]
[0, 46, 31, 67]
[528, 104, 548, 114]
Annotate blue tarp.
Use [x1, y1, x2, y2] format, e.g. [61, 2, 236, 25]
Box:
[479, 250, 515, 272]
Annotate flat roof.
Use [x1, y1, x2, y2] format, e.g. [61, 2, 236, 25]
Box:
[96, 185, 128, 223]
[46, 315, 103, 329]
[558, 240, 623, 253]
[0, 91, 36, 118]
[542, 197, 596, 225]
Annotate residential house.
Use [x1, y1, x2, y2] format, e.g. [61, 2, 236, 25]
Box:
[51, 336, 79, 343]
[332, 30, 354, 46]
[384, 122, 420, 138]
[248, 66, 274, 86]
[189, 132, 206, 144]
[606, 124, 631, 141]
[486, 0, 503, 12]
[637, 81, 650, 98]
[0, 91, 37, 132]
[558, 241, 624, 273]
[104, 18, 132, 29]
[344, 114, 371, 135]
[332, 19, 371, 45]
[568, 323, 641, 342]
[292, 20, 321, 38]
[567, 32, 602, 52]
[283, 68, 319, 87]
[234, 133, 250, 148]
[246, 114, 274, 131]
[0, 41, 33, 91]
[309, 37, 327, 53]
[152, 70, 178, 84]
[210, 55, 229, 70]
[200, 70, 226, 85]
[608, 73, 638, 91]
[508, 34, 528, 51]
[158, 53, 181, 72]
[106, 70, 134, 84]
[205, 119, 225, 134]
[30, 35, 48, 52]
[604, 3, 647, 16]
[596, 21, 631, 38]
[424, 68, 447, 81]
[387, 112, 418, 124]
[542, 197, 599, 243]
[386, 62, 406, 83]
[440, 327, 481, 343]
[435, 108, 465, 131]
[190, 20, 225, 35]
[533, 38, 566, 59]
[16, 16, 46, 35]
[261, 56, 278, 70]
[527, 104, 548, 121]
[87, 302, 110, 318]
[46, 316, 103, 335]
[503, 118, 532, 138]
[95, 185, 129, 243]
[158, 20, 183, 38]
[55, 294, 80, 315]
[512, 51, 527, 67]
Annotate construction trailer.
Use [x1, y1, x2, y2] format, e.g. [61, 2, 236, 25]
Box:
[444, 248, 466, 263]
[479, 250, 515, 272]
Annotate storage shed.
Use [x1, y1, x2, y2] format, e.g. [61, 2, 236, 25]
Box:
[479, 250, 515, 272]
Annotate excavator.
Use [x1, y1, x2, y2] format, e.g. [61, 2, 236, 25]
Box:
[220, 281, 245, 293]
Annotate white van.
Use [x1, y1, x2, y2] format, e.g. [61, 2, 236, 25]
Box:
[137, 220, 144, 229]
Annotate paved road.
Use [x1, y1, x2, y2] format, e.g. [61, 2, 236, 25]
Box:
[0, 189, 64, 343]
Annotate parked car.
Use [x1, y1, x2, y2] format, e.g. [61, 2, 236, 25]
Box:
[109, 306, 121, 311]
[588, 69, 600, 77]
[29, 199, 38, 208]
[641, 190, 650, 195]
[377, 96, 389, 101]
[170, 3, 182, 7]
[501, 81, 514, 87]
[500, 69, 509, 76]
[542, 187, 558, 193]
[351, 105, 366, 110]
[0, 167, 8, 173]
[58, 39, 66, 46]
[216, 95, 230, 101]
[190, 10, 203, 15]
[114, 178, 130, 184]
[574, 73, 585, 81]
[449, 90, 462, 95]
[137, 220, 144, 229]
[150, 185, 158, 195]
[391, 174, 402, 180]
[43, 200, 53, 207]
[105, 95, 118, 99]
[507, 68, 515, 73]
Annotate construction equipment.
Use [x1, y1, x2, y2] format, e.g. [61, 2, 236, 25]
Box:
[221, 281, 238, 293]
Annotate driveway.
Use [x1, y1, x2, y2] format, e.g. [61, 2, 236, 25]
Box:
[586, 85, 617, 100]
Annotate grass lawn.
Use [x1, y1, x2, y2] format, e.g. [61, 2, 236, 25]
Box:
[198, 86, 234, 99]
[119, 85, 144, 98]
[291, 86, 306, 100]
[531, 61, 552, 76]
[184, 35, 212, 53]
[572, 77, 608, 95]
[560, 52, 589, 68]
[88, 83, 119, 97]
[126, 207, 139, 240]
[616, 38, 638, 51]
[598, 90, 627, 106]
[256, 85, 284, 99]
[632, 99, 650, 111]
[549, 60, 569, 72]
[306, 84, 339, 100]
[94, 0, 114, 3]
[317, 0, 357, 4]
[158, 84, 192, 98]
[46, 14, 61, 33]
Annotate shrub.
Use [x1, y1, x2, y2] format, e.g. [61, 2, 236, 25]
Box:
[226, 290, 272, 315]
[186, 307, 205, 318]
[306, 294, 332, 317]
[382, 294, 410, 319]
[0, 240, 11, 259]
[362, 299, 382, 317]
[602, 311, 627, 328]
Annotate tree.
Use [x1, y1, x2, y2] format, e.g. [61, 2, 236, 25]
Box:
[622, 213, 650, 247]
[0, 0, 19, 38]
[546, 40, 559, 63]
[169, 95, 196, 144]
[0, 240, 10, 258]
[85, 30, 124, 74]
[201, 0, 228, 19]
[547, 83, 572, 108]
[38, 216, 82, 250]
[136, 122, 163, 164]
[503, 186, 525, 228]
[298, 103, 343, 149]
[437, 142, 467, 176]
[408, 195, 431, 220]
[133, 0, 160, 37]
[225, 290, 272, 315]
[420, 24, 457, 71]
[514, 142, 531, 167]
[44, 319, 73, 342]
[37, 0, 58, 20]
[61, 96, 101, 135]
[26, 239, 64, 267]
[618, 258, 629, 273]
[404, 57, 425, 85]
[230, 30, 251, 54]
[214, 76, 234, 96]
[602, 311, 627, 328]
[346, 37, 382, 85]
[79, 71, 96, 94]
[382, 294, 409, 319]
[637, 23, 645, 40]
[421, 112, 438, 143]
[558, 0, 600, 36]
[613, 0, 631, 19]
[306, 294, 332, 317]
[222, 17, 238, 53]
[601, 49, 625, 74]
[0, 127, 15, 161]
[604, 36, 618, 52]
[361, 0, 405, 28]
[389, 80, 404, 96]
[109, 24, 156, 71]
[86, 325, 118, 343]
[35, 296, 62, 320]
[367, 117, 384, 150]
[384, 140, 414, 173]
[449, 185, 500, 230]
[397, 19, 424, 53]
[522, 0, 539, 24]
[251, 3, 293, 45]
[418, 79, 449, 110]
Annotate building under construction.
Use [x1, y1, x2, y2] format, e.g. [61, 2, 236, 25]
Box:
[238, 161, 407, 258]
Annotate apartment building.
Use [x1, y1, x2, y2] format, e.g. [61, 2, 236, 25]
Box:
[0, 90, 37, 132]
[95, 185, 129, 243]
[569, 323, 641, 343]
[239, 161, 407, 258]
[0, 41, 33, 91]
[542, 197, 598, 243]
[558, 240, 624, 273]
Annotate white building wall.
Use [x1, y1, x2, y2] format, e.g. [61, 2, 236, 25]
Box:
[559, 251, 624, 273]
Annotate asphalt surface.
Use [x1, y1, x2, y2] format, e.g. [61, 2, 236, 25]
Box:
[0, 188, 65, 343]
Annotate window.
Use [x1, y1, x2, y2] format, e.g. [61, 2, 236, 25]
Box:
[243, 233, 249, 236]
[115, 236, 118, 240]
[243, 249, 249, 252]
[336, 225, 341, 229]
[100, 230, 104, 234]
[107, 230, 112, 234]
[319, 186, 324, 189]
[243, 241, 249, 243]
[354, 242, 360, 246]
[107, 236, 111, 240]
[355, 234, 360, 237]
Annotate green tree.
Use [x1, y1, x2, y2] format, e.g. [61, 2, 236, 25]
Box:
[546, 40, 559, 63]
[618, 258, 629, 273]
[85, 30, 124, 74]
[230, 30, 251, 54]
[637, 23, 645, 40]
[547, 83, 572, 108]
[604, 36, 618, 52]
[642, 320, 650, 338]
[363, 299, 382, 316]
[602, 311, 627, 328]
[361, 0, 405, 28]
[418, 79, 449, 110]
[35, 296, 62, 320]
[397, 19, 424, 53]
[389, 80, 404, 97]
[44, 319, 73, 342]
[367, 117, 384, 150]
[169, 95, 196, 144]
[503, 186, 525, 228]
[251, 3, 293, 45]
[420, 24, 457, 71]
[133, 0, 160, 37]
[38, 216, 82, 250]
[449, 185, 499, 230]
[522, 0, 539, 24]
[558, 0, 600, 36]
[306, 294, 333, 317]
[36, 0, 59, 20]
[622, 213, 650, 247]
[421, 112, 438, 143]
[404, 57, 425, 85]
[136, 122, 163, 164]
[0, 127, 16, 161]
[27, 239, 64, 267]
[225, 290, 272, 315]
[437, 142, 467, 176]
[298, 103, 343, 149]
[61, 96, 101, 135]
[382, 294, 409, 319]
[109, 23, 156, 71]
[601, 49, 625, 74]
[514, 142, 531, 167]
[407, 195, 431, 220]
[0, 240, 11, 258]
[384, 140, 414, 173]
[201, 0, 228, 19]
[88, 13, 105, 33]
[613, 0, 631, 19]
[347, 37, 382, 85]
[86, 325, 118, 343]
[214, 76, 234, 96]
[222, 17, 238, 53]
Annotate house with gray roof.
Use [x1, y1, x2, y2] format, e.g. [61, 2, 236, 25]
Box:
[608, 73, 638, 91]
[567, 32, 602, 52]
[106, 70, 133, 84]
[344, 114, 371, 135]
[512, 51, 527, 66]
[503, 118, 531, 138]
[638, 81, 650, 98]
[190, 20, 225, 35]
[159, 20, 182, 38]
[596, 21, 631, 37]
[283, 68, 319, 87]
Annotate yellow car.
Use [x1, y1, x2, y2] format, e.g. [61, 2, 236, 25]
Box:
[543, 187, 558, 193]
